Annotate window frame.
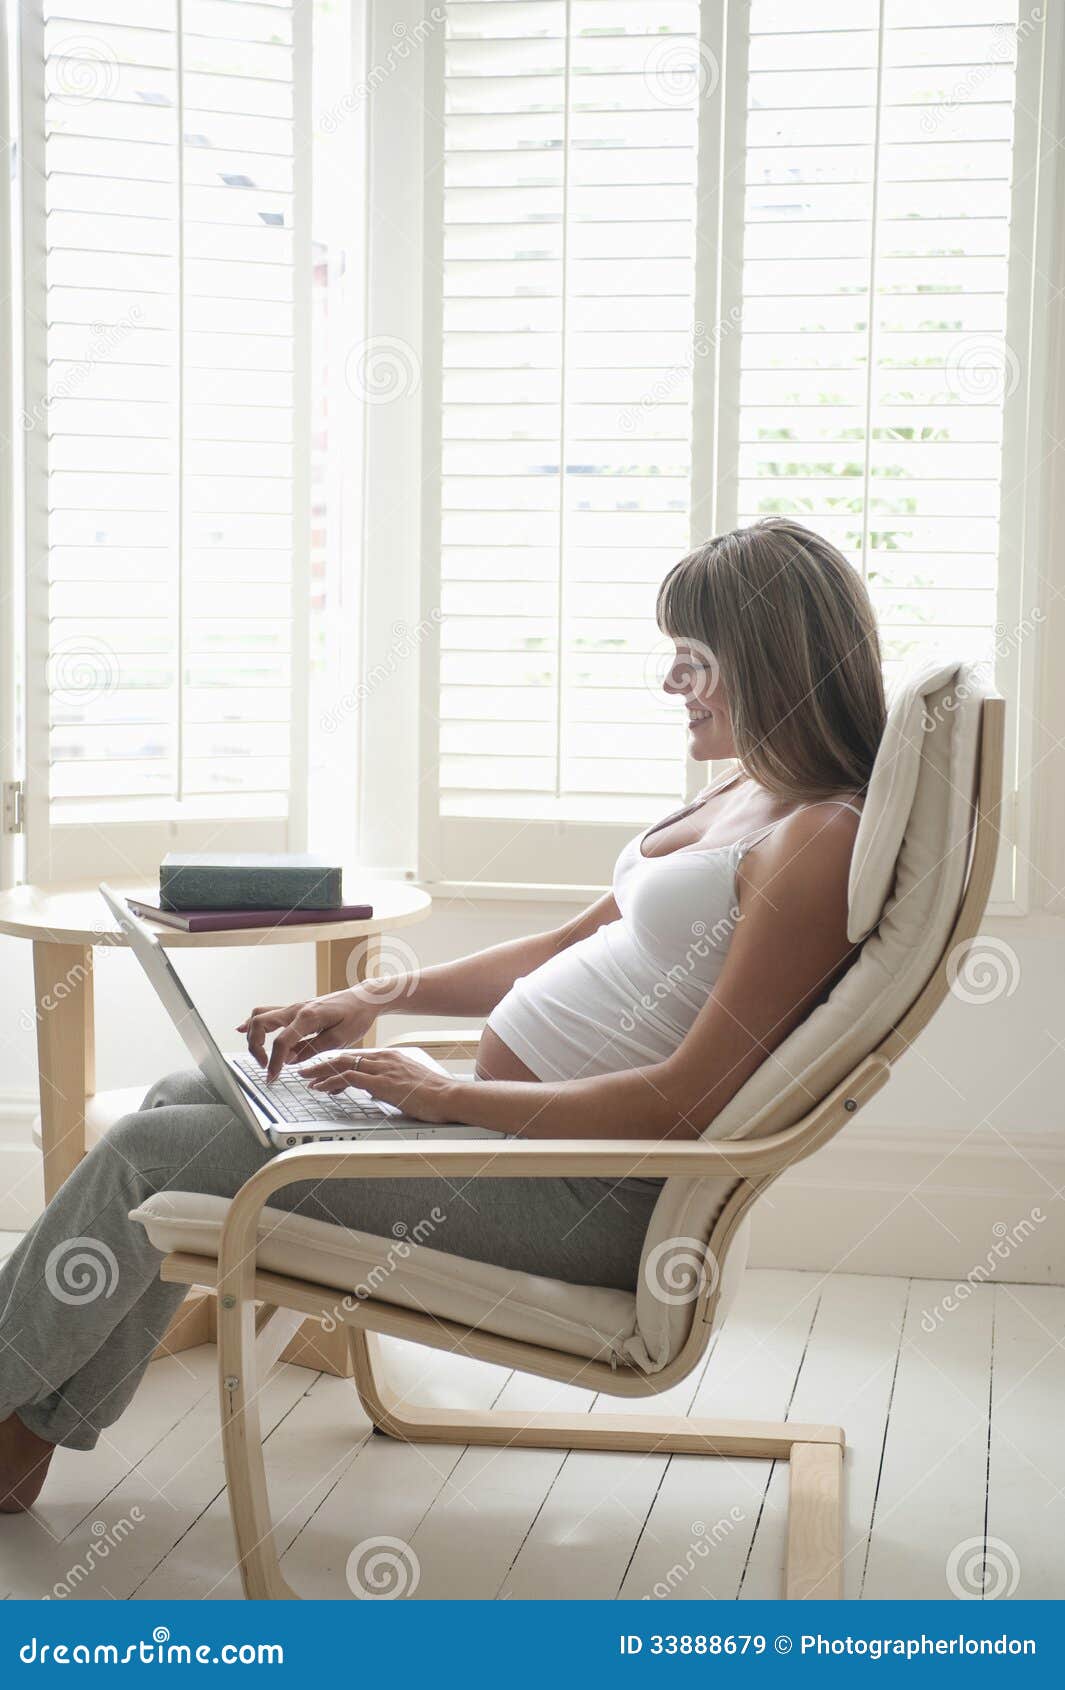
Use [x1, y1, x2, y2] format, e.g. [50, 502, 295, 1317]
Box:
[410, 0, 1058, 909]
[9, 1, 1057, 906]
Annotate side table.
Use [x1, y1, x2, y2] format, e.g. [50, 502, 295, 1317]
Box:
[0, 879, 432, 1377]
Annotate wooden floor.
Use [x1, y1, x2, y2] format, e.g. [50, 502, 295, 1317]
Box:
[1, 1267, 1061, 1602]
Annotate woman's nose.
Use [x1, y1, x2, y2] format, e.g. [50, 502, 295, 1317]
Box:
[662, 663, 685, 696]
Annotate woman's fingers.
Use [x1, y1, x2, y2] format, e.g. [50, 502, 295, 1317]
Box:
[300, 1054, 355, 1095]
[298, 1050, 452, 1123]
[237, 1004, 278, 1034]
[301, 1051, 401, 1100]
[243, 1007, 289, 1066]
[301, 1056, 371, 1096]
[307, 1070, 360, 1095]
[288, 1029, 341, 1063]
[300, 1052, 358, 1079]
[265, 1008, 319, 1081]
[299, 1051, 370, 1093]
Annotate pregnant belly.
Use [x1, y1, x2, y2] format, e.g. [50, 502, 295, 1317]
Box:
[475, 1024, 540, 1082]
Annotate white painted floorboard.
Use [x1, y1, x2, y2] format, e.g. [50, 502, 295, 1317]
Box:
[1, 1270, 1060, 1603]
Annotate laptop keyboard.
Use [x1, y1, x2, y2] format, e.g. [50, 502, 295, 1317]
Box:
[230, 1053, 399, 1124]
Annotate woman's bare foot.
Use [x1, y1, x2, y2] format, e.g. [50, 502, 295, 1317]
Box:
[0, 1412, 56, 1512]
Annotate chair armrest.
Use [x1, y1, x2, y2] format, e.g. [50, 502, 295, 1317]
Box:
[384, 1028, 482, 1059]
[215, 1055, 890, 1306]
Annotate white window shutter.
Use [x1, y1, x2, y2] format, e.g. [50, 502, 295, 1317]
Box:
[729, 0, 1036, 907]
[734, 1, 1021, 688]
[426, 0, 704, 886]
[20, 0, 309, 881]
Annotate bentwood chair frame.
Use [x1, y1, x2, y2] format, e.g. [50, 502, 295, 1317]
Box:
[157, 696, 1004, 1602]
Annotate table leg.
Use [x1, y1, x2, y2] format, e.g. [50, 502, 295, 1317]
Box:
[32, 941, 94, 1203]
[32, 939, 212, 1359]
[279, 936, 383, 1377]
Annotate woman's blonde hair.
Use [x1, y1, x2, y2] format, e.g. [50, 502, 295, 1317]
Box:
[657, 517, 886, 801]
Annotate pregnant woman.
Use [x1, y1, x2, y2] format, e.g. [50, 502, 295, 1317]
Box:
[0, 517, 886, 1511]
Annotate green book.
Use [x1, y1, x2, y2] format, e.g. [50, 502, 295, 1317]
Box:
[159, 853, 344, 912]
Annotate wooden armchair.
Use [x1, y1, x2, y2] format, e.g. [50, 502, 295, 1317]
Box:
[132, 663, 1004, 1599]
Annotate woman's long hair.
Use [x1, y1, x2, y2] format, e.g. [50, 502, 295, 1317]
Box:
[657, 517, 887, 801]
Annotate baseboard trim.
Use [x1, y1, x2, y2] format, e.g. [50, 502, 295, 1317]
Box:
[749, 1123, 1065, 1282]
[0, 1092, 44, 1230]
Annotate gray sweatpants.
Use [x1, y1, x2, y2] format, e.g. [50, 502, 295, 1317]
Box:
[0, 1069, 661, 1450]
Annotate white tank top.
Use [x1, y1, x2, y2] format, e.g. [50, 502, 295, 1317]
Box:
[486, 785, 862, 1085]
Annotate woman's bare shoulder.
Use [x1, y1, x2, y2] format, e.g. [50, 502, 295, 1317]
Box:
[737, 798, 861, 910]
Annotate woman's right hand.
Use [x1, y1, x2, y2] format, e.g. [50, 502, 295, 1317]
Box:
[238, 988, 381, 1081]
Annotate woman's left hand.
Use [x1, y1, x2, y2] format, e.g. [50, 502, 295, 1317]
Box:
[299, 1049, 460, 1125]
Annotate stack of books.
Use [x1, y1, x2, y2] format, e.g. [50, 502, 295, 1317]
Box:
[129, 853, 372, 933]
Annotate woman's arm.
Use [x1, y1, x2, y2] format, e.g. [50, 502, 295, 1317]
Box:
[244, 889, 620, 1077]
[305, 805, 860, 1138]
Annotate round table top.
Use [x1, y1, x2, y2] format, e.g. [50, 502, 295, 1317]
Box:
[0, 879, 432, 948]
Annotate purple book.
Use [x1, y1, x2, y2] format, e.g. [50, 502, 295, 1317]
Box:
[126, 899, 373, 934]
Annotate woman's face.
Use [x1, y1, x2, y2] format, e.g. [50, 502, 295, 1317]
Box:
[662, 638, 735, 763]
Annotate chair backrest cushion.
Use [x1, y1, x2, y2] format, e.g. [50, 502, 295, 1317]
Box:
[625, 658, 989, 1374]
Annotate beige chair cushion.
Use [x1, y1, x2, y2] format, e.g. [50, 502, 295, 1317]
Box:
[626, 657, 987, 1373]
[130, 1192, 639, 1364]
[847, 657, 960, 943]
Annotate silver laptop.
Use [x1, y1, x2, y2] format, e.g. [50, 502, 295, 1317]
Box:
[99, 884, 503, 1152]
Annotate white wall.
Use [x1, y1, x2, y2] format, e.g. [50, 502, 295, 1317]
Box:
[2, 898, 1063, 1282]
